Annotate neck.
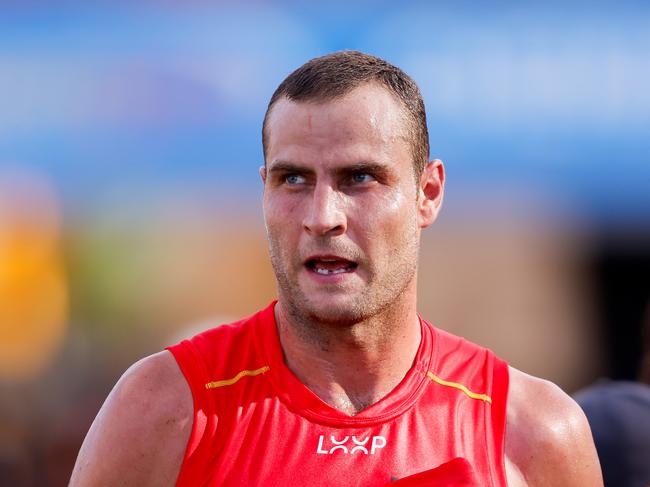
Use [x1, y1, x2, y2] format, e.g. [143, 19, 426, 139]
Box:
[274, 291, 421, 416]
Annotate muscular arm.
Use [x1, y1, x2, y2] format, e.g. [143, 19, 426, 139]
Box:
[505, 367, 603, 487]
[69, 351, 193, 487]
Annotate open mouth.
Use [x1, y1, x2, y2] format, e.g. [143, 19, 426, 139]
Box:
[305, 257, 358, 276]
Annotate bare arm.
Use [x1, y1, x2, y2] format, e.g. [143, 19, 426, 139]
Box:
[505, 367, 603, 487]
[69, 351, 193, 487]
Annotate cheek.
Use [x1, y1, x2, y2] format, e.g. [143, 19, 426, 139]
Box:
[264, 193, 299, 225]
[355, 189, 415, 236]
[263, 193, 304, 246]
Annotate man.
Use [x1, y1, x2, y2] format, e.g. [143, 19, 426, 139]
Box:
[70, 51, 602, 486]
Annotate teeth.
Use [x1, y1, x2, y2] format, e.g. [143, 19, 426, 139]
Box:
[315, 267, 348, 275]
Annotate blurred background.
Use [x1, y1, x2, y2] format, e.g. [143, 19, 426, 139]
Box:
[1, 1, 649, 484]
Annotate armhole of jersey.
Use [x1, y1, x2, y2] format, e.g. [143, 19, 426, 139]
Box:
[489, 356, 509, 486]
[166, 340, 211, 486]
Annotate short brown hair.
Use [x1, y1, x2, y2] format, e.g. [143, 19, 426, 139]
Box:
[262, 50, 430, 177]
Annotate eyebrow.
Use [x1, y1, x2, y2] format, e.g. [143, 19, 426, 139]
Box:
[336, 162, 391, 178]
[266, 161, 314, 175]
[267, 161, 392, 178]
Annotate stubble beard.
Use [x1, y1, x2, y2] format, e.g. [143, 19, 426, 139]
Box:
[266, 232, 420, 335]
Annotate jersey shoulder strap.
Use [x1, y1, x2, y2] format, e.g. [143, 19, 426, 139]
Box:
[427, 324, 509, 486]
[165, 303, 275, 485]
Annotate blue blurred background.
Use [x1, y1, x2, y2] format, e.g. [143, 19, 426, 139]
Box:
[1, 1, 649, 484]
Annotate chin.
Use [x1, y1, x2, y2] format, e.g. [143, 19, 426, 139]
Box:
[308, 306, 364, 326]
[286, 293, 367, 327]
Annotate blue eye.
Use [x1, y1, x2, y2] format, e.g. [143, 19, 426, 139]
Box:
[352, 173, 374, 183]
[285, 174, 305, 185]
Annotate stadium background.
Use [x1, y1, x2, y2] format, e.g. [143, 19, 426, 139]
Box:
[1, 1, 649, 484]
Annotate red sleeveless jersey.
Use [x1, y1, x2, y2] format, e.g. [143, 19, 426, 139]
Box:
[166, 302, 509, 486]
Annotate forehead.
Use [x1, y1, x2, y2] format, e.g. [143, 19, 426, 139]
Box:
[265, 83, 410, 165]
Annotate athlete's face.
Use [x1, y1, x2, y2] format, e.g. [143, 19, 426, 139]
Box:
[262, 83, 444, 325]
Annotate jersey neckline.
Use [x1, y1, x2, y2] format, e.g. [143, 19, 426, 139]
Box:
[254, 301, 437, 428]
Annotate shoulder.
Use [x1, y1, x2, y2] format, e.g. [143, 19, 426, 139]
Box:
[70, 351, 193, 487]
[112, 350, 193, 426]
[504, 366, 603, 487]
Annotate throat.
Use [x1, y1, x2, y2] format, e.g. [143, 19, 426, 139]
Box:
[274, 301, 422, 416]
[311, 383, 393, 416]
[287, 349, 413, 416]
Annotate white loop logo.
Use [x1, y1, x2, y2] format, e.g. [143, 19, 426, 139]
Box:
[316, 435, 386, 455]
[350, 436, 369, 454]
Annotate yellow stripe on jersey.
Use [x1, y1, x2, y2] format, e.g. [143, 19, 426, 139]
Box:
[426, 371, 492, 404]
[205, 365, 270, 389]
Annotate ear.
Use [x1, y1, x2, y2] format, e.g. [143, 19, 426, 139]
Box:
[259, 165, 267, 183]
[417, 159, 445, 229]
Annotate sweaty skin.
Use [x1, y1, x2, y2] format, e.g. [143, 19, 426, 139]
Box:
[69, 84, 602, 486]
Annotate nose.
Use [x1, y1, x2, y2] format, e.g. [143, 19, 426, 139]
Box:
[303, 183, 347, 237]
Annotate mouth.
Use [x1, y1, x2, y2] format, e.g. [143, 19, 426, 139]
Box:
[305, 255, 358, 276]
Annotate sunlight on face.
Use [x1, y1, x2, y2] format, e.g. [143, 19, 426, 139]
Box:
[262, 84, 424, 326]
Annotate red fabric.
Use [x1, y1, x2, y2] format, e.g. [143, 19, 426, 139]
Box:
[166, 302, 509, 486]
[389, 458, 480, 486]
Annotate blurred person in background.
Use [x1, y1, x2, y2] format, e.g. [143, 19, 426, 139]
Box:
[69, 51, 602, 486]
[575, 300, 650, 487]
